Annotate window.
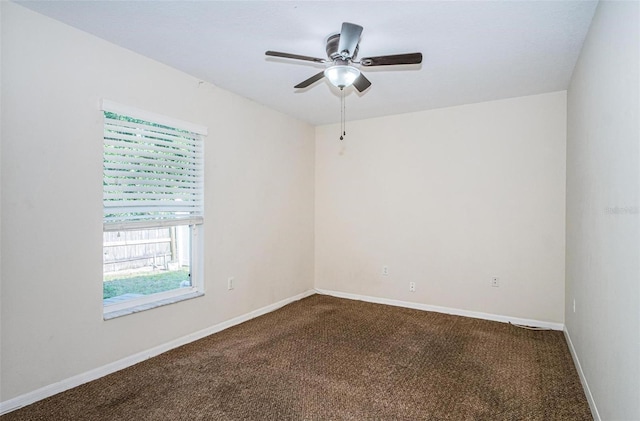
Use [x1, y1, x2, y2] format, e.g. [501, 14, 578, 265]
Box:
[101, 100, 206, 319]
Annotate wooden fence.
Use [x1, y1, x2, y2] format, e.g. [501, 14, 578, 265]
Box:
[103, 227, 180, 274]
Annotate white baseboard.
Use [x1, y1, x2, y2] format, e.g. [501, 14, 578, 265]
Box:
[315, 288, 565, 331]
[0, 289, 316, 416]
[564, 327, 600, 421]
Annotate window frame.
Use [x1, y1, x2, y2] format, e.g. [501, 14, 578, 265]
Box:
[100, 100, 206, 319]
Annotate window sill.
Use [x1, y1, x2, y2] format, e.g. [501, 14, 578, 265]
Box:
[103, 291, 204, 320]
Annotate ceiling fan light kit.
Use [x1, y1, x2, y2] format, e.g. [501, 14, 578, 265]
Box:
[266, 22, 422, 139]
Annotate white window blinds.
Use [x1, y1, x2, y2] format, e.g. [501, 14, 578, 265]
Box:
[102, 101, 206, 230]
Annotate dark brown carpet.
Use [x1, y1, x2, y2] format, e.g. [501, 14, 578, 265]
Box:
[2, 294, 592, 420]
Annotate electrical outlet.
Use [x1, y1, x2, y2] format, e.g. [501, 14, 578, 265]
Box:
[409, 282, 416, 292]
[491, 277, 499, 287]
[227, 277, 234, 290]
[382, 265, 389, 276]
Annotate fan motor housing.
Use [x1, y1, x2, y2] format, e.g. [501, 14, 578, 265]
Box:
[326, 34, 359, 60]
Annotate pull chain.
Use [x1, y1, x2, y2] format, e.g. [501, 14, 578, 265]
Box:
[340, 88, 344, 141]
[343, 88, 346, 139]
[339, 88, 346, 141]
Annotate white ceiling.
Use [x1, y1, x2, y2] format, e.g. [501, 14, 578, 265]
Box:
[18, 1, 598, 126]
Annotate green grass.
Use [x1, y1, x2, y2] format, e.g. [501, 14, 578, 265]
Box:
[103, 268, 190, 299]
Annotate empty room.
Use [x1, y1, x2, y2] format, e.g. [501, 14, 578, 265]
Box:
[1, 1, 638, 420]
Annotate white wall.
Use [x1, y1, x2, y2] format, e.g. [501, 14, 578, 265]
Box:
[0, 2, 314, 401]
[316, 92, 567, 323]
[565, 1, 640, 420]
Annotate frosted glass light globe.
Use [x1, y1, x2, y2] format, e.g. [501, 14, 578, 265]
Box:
[324, 65, 360, 88]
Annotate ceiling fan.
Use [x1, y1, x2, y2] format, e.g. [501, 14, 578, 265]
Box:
[265, 22, 422, 92]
